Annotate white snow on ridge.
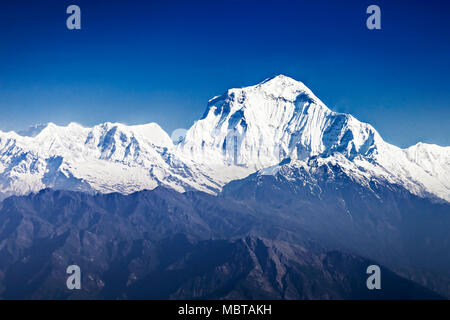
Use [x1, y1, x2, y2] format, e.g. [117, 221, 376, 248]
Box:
[0, 74, 448, 202]
[0, 121, 220, 199]
[181, 75, 385, 167]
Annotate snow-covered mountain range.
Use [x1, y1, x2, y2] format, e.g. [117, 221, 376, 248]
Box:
[0, 122, 220, 198]
[0, 75, 449, 202]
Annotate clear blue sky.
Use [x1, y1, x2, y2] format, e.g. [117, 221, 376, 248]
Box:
[0, 0, 448, 147]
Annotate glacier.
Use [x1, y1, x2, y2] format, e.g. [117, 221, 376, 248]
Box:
[0, 74, 448, 202]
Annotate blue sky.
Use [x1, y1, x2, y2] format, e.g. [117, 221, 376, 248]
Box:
[0, 0, 448, 147]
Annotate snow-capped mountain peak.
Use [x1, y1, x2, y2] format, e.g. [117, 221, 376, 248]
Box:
[251, 74, 325, 104]
[181, 75, 383, 170]
[180, 75, 449, 201]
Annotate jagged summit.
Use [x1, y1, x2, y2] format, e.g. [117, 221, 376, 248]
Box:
[16, 123, 54, 137]
[208, 74, 326, 108]
[253, 74, 321, 101]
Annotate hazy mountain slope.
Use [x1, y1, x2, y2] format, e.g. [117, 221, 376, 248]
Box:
[221, 157, 450, 296]
[0, 189, 443, 300]
[125, 236, 442, 300]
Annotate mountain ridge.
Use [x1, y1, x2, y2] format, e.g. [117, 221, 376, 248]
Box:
[0, 75, 448, 202]
[0, 187, 446, 299]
